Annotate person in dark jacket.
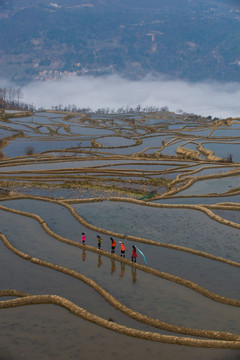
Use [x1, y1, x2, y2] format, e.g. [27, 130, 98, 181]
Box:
[97, 235, 102, 249]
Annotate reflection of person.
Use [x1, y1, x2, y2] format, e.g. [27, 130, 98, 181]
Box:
[82, 249, 86, 262]
[81, 232, 86, 245]
[110, 237, 116, 253]
[111, 259, 116, 275]
[98, 255, 102, 268]
[131, 245, 137, 263]
[119, 241, 125, 257]
[120, 262, 125, 277]
[97, 235, 102, 249]
[131, 267, 137, 284]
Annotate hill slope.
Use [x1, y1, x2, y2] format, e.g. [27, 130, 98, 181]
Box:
[0, 0, 240, 83]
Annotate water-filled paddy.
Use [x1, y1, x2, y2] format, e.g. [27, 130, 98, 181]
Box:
[211, 128, 240, 138]
[96, 136, 136, 147]
[1, 305, 238, 360]
[72, 200, 240, 262]
[177, 176, 240, 196]
[69, 125, 116, 136]
[181, 142, 199, 151]
[16, 115, 62, 125]
[0, 128, 17, 138]
[160, 140, 187, 156]
[212, 209, 240, 225]
[168, 124, 184, 130]
[178, 129, 212, 137]
[183, 166, 238, 177]
[1, 121, 34, 133]
[3, 138, 92, 157]
[153, 194, 240, 205]
[0, 159, 188, 172]
[35, 112, 65, 117]
[201, 142, 240, 162]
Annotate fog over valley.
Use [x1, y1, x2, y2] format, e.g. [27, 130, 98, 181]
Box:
[12, 75, 240, 118]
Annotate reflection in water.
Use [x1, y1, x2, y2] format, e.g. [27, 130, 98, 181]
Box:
[132, 267, 137, 284]
[82, 249, 86, 262]
[111, 259, 116, 275]
[120, 263, 125, 278]
[98, 255, 103, 268]
[81, 251, 135, 283]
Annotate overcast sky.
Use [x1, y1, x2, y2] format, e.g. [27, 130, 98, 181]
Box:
[2, 74, 240, 118]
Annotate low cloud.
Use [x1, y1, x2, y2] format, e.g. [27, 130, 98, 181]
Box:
[13, 74, 240, 118]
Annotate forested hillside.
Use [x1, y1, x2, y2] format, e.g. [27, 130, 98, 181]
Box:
[0, 0, 240, 83]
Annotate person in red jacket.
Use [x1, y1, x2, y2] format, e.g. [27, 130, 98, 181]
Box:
[131, 245, 137, 262]
[119, 241, 125, 257]
[110, 237, 116, 253]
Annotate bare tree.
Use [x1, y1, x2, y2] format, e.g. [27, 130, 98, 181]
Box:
[8, 88, 13, 106]
[2, 88, 7, 108]
[16, 88, 23, 108]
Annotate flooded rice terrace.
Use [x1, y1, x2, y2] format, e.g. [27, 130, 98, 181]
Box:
[0, 109, 239, 360]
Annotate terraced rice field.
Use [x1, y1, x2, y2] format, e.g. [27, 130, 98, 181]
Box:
[0, 110, 239, 360]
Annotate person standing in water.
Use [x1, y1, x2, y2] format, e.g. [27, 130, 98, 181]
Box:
[119, 241, 125, 257]
[131, 245, 137, 262]
[110, 237, 116, 253]
[97, 235, 102, 249]
[81, 232, 86, 245]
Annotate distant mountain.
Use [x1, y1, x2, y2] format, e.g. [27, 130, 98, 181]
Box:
[0, 0, 240, 83]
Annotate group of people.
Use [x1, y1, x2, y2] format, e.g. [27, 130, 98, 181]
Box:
[81, 232, 137, 263]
